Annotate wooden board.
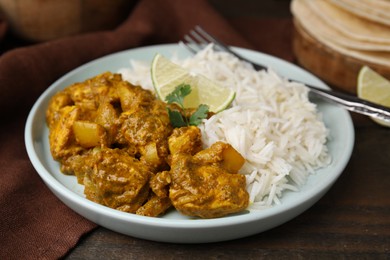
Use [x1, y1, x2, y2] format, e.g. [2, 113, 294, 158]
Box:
[292, 19, 390, 94]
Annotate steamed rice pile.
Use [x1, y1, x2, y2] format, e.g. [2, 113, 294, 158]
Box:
[119, 45, 331, 210]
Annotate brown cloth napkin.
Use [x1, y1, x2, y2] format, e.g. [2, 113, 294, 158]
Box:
[0, 0, 255, 259]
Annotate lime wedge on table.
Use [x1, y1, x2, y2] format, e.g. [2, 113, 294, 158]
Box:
[151, 53, 235, 113]
[357, 66, 390, 127]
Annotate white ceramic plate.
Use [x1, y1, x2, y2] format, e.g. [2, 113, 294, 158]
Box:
[25, 44, 354, 243]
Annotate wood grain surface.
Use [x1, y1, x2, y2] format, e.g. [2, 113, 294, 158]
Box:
[64, 1, 390, 259]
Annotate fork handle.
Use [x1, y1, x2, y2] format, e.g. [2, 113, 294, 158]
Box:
[299, 80, 390, 122]
[228, 46, 390, 122]
[233, 51, 390, 121]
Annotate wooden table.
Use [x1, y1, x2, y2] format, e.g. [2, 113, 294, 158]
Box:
[64, 1, 390, 258]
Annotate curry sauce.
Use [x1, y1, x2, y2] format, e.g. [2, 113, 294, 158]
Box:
[46, 72, 248, 218]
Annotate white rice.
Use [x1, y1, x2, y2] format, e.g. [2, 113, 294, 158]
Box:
[119, 44, 331, 210]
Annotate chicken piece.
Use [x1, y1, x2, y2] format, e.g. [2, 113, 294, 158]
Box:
[46, 91, 73, 128]
[61, 152, 93, 183]
[83, 148, 153, 213]
[95, 101, 119, 145]
[118, 90, 172, 170]
[168, 142, 249, 218]
[168, 126, 203, 156]
[119, 104, 172, 147]
[49, 106, 79, 160]
[65, 72, 121, 121]
[48, 105, 87, 175]
[116, 81, 155, 112]
[193, 142, 246, 173]
[166, 126, 203, 168]
[136, 193, 172, 217]
[150, 170, 171, 198]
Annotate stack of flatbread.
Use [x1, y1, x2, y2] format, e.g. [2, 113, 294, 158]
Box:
[291, 0, 390, 93]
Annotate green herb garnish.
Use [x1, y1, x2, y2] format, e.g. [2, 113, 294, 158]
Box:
[165, 84, 209, 127]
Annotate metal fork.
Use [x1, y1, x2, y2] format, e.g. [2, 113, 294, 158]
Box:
[180, 25, 390, 123]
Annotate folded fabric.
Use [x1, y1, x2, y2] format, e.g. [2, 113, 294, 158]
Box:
[0, 0, 252, 117]
[0, 0, 251, 259]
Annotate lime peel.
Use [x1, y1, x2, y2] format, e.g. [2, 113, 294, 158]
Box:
[151, 53, 235, 113]
[357, 66, 390, 127]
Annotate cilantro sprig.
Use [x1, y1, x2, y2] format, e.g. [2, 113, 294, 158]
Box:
[165, 84, 209, 128]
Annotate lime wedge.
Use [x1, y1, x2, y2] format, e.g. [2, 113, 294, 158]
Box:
[151, 54, 235, 113]
[357, 66, 390, 127]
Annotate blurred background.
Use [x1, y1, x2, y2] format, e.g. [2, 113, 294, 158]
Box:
[210, 0, 291, 17]
[0, 0, 292, 43]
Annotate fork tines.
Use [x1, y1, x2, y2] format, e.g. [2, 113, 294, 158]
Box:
[181, 25, 230, 54]
[181, 26, 267, 71]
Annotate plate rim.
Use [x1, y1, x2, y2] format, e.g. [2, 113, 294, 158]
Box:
[24, 43, 355, 239]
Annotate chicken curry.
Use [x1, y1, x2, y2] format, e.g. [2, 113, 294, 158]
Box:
[46, 72, 249, 218]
